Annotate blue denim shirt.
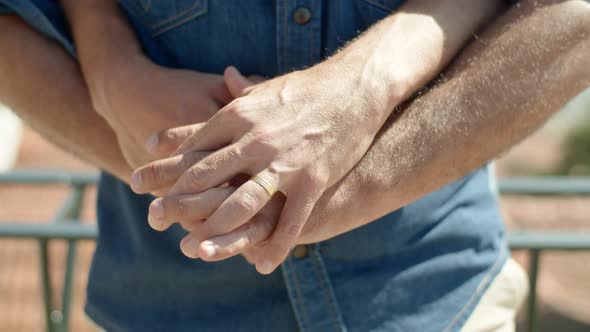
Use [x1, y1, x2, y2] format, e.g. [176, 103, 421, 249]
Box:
[0, 1, 508, 331]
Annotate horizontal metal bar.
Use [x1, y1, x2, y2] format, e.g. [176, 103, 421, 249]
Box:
[508, 232, 590, 250]
[0, 223, 97, 240]
[1, 223, 589, 252]
[0, 170, 99, 186]
[499, 177, 590, 196]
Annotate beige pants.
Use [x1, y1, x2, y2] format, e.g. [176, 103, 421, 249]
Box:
[461, 258, 529, 332]
[89, 258, 529, 332]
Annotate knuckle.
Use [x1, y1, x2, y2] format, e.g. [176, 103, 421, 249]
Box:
[223, 99, 256, 127]
[221, 145, 246, 166]
[225, 99, 242, 113]
[173, 198, 187, 218]
[227, 145, 243, 160]
[233, 192, 259, 215]
[143, 163, 162, 185]
[161, 129, 177, 144]
[186, 166, 207, 189]
[284, 223, 303, 238]
[161, 196, 186, 219]
[224, 99, 246, 117]
[226, 223, 257, 253]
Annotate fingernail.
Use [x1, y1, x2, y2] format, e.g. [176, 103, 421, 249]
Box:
[131, 172, 142, 190]
[181, 238, 200, 258]
[148, 215, 164, 231]
[199, 241, 216, 258]
[150, 199, 164, 219]
[146, 134, 159, 153]
[257, 260, 274, 275]
[225, 65, 237, 75]
[147, 200, 165, 230]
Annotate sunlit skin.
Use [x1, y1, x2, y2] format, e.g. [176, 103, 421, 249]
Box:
[127, 0, 506, 274]
[134, 0, 590, 274]
[1, 0, 588, 275]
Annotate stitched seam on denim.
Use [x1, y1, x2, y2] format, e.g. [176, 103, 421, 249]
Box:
[362, 0, 395, 13]
[282, 1, 288, 73]
[275, 2, 281, 73]
[292, 259, 313, 332]
[282, 259, 310, 331]
[152, 6, 207, 36]
[308, 0, 314, 65]
[151, 0, 203, 29]
[311, 246, 346, 332]
[442, 246, 508, 332]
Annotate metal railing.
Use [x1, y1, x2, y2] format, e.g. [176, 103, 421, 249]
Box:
[1, 170, 590, 332]
[498, 177, 590, 332]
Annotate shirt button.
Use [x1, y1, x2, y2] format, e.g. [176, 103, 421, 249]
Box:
[293, 7, 312, 25]
[292, 245, 309, 259]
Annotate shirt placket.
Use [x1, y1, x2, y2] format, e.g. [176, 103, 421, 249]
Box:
[275, 2, 346, 330]
[281, 243, 347, 332]
[275, 0, 322, 74]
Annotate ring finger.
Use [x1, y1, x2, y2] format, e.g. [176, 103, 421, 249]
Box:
[180, 169, 279, 258]
[148, 186, 236, 231]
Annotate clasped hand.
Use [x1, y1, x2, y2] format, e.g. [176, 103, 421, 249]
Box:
[131, 62, 390, 274]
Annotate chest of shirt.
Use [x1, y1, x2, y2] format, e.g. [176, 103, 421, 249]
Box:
[119, 0, 405, 75]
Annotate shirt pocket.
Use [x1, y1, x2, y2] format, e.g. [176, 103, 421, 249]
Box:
[355, 0, 404, 27]
[119, 0, 208, 36]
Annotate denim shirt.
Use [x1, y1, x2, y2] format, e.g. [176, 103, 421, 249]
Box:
[0, 1, 508, 331]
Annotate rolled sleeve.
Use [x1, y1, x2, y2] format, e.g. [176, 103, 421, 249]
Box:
[0, 0, 75, 56]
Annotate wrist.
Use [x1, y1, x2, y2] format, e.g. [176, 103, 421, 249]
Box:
[330, 42, 411, 123]
[91, 52, 151, 120]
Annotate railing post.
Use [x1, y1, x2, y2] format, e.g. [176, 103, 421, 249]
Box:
[35, 185, 87, 332]
[39, 239, 55, 332]
[527, 249, 541, 332]
[59, 185, 85, 332]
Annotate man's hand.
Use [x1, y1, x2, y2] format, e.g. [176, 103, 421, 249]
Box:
[131, 0, 505, 274]
[61, 0, 233, 169]
[92, 55, 232, 168]
[133, 59, 394, 274]
[134, 0, 588, 275]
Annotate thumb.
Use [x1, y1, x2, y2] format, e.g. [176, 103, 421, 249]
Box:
[224, 66, 260, 98]
[146, 123, 204, 158]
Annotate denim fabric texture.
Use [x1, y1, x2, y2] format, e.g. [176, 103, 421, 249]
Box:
[0, 1, 508, 331]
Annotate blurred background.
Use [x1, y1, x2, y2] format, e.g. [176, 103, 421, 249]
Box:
[0, 88, 589, 332]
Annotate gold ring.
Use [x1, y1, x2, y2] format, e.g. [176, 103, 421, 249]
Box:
[250, 174, 277, 197]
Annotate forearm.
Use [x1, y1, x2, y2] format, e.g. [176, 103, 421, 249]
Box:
[329, 0, 505, 119]
[0, 16, 131, 181]
[60, 0, 142, 120]
[306, 0, 590, 243]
